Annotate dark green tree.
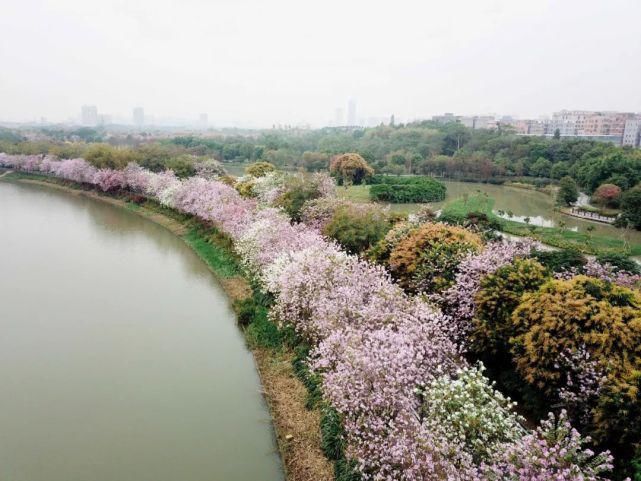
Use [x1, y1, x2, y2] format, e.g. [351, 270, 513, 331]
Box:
[556, 176, 579, 206]
[617, 186, 641, 229]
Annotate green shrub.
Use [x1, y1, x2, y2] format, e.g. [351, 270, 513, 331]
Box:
[596, 253, 640, 274]
[323, 205, 392, 254]
[273, 173, 333, 221]
[292, 344, 323, 409]
[369, 178, 446, 203]
[164, 155, 196, 178]
[617, 186, 641, 229]
[320, 406, 345, 460]
[233, 298, 265, 327]
[472, 259, 548, 354]
[245, 161, 275, 177]
[533, 248, 587, 273]
[334, 459, 361, 481]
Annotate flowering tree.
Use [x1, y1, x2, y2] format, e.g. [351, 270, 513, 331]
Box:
[481, 411, 613, 481]
[420, 364, 526, 464]
[439, 239, 535, 342]
[93, 169, 126, 192]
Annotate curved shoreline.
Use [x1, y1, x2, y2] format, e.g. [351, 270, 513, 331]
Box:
[0, 174, 333, 481]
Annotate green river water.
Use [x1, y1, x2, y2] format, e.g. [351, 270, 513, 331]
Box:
[0, 181, 283, 481]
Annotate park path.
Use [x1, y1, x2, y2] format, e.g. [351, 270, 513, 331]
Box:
[564, 207, 616, 224]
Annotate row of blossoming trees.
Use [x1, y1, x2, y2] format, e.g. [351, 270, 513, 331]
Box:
[3, 153, 639, 480]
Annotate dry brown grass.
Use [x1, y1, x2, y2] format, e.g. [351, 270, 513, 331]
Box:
[254, 349, 334, 481]
[220, 276, 253, 301]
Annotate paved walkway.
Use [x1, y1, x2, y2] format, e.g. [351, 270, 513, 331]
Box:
[564, 207, 617, 224]
[0, 170, 13, 178]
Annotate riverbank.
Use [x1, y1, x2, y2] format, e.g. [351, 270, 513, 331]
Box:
[0, 173, 333, 481]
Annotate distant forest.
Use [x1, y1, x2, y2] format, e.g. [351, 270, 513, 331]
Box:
[2, 121, 641, 194]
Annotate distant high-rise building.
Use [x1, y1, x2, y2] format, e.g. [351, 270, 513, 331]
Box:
[390, 114, 395, 126]
[198, 113, 208, 128]
[347, 98, 357, 126]
[133, 107, 144, 126]
[81, 105, 98, 126]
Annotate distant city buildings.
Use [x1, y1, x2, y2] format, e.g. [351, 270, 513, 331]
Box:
[81, 105, 98, 126]
[133, 107, 144, 127]
[432, 113, 497, 130]
[198, 113, 208, 128]
[431, 110, 641, 147]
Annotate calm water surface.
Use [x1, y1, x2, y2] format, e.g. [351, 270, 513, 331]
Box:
[0, 182, 283, 481]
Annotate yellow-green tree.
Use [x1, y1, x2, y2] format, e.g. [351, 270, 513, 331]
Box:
[245, 161, 275, 177]
[329, 153, 373, 186]
[511, 276, 641, 393]
[388, 223, 482, 293]
[471, 259, 548, 354]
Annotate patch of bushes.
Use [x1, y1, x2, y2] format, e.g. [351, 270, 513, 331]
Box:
[320, 405, 346, 460]
[323, 204, 393, 254]
[471, 259, 548, 355]
[532, 248, 587, 273]
[245, 161, 275, 177]
[369, 177, 446, 203]
[596, 252, 641, 274]
[292, 344, 323, 409]
[387, 222, 483, 293]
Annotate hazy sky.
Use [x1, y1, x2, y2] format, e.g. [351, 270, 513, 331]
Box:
[2, 0, 641, 127]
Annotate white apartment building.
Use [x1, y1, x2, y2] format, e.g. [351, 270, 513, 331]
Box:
[623, 118, 641, 147]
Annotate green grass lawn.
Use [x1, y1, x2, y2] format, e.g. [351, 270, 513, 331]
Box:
[441, 194, 641, 256]
[337, 184, 371, 202]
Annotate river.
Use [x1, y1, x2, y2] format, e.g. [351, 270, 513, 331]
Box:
[0, 181, 283, 481]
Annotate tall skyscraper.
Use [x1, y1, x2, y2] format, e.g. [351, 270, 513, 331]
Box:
[133, 107, 144, 126]
[347, 98, 356, 126]
[334, 108, 344, 126]
[198, 113, 208, 128]
[81, 105, 98, 126]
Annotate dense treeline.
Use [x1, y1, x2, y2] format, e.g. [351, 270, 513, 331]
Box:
[4, 122, 641, 192]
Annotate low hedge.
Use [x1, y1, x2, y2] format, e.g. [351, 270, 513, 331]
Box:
[369, 179, 446, 203]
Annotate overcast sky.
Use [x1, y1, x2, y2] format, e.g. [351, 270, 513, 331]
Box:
[2, 0, 640, 127]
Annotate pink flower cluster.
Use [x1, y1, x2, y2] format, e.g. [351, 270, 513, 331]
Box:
[556, 346, 606, 425]
[480, 410, 613, 481]
[439, 239, 534, 344]
[583, 258, 641, 289]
